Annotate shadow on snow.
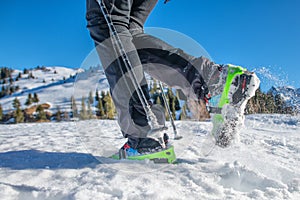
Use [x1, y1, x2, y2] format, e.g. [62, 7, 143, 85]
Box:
[0, 149, 101, 170]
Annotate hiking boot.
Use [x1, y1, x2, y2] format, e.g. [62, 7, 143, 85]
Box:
[119, 142, 140, 157]
[119, 133, 169, 158]
[216, 64, 260, 109]
[212, 64, 260, 147]
[226, 65, 260, 108]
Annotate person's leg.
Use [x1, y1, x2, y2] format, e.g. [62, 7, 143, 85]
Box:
[129, 1, 223, 102]
[86, 0, 152, 147]
[129, 0, 260, 147]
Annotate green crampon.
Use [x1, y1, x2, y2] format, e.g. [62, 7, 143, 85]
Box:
[111, 145, 176, 164]
[218, 65, 246, 108]
[212, 65, 247, 137]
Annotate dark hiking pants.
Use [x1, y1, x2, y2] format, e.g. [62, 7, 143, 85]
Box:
[86, 0, 223, 146]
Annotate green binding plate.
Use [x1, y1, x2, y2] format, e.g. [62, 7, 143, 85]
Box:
[111, 145, 176, 164]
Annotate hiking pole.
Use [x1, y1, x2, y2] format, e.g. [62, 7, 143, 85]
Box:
[96, 0, 166, 147]
[158, 81, 183, 140]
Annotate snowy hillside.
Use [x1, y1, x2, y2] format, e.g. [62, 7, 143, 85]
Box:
[0, 114, 299, 199]
[1, 66, 78, 112]
[2, 66, 299, 120]
[0, 66, 109, 114]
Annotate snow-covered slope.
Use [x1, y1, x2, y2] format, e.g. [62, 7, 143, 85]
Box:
[3, 66, 299, 117]
[0, 114, 299, 199]
[1, 66, 79, 112]
[0, 66, 108, 113]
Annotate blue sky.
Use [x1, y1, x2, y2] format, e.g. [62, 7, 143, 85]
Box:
[1, 0, 299, 89]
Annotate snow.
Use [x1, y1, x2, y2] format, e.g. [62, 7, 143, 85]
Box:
[1, 66, 300, 199]
[0, 114, 300, 199]
[1, 66, 81, 113]
[1, 66, 107, 114]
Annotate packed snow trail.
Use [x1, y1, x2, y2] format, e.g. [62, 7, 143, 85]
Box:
[0, 114, 300, 199]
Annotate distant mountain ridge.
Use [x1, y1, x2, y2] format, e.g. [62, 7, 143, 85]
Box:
[269, 86, 300, 112]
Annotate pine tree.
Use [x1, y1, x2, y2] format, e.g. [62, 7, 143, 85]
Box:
[252, 87, 263, 113]
[12, 98, 24, 123]
[167, 88, 176, 120]
[0, 67, 13, 79]
[97, 98, 105, 118]
[32, 93, 39, 104]
[23, 68, 29, 74]
[0, 85, 5, 98]
[179, 103, 187, 120]
[101, 91, 106, 100]
[95, 89, 100, 102]
[15, 107, 24, 123]
[149, 84, 153, 95]
[28, 72, 34, 79]
[15, 73, 22, 81]
[104, 92, 115, 119]
[80, 96, 88, 120]
[36, 105, 47, 121]
[9, 85, 15, 95]
[88, 91, 94, 105]
[156, 95, 162, 106]
[0, 104, 3, 121]
[150, 79, 158, 95]
[9, 75, 13, 85]
[263, 92, 270, 113]
[13, 97, 21, 109]
[275, 94, 285, 114]
[70, 95, 78, 118]
[175, 90, 181, 111]
[101, 90, 107, 114]
[25, 93, 33, 107]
